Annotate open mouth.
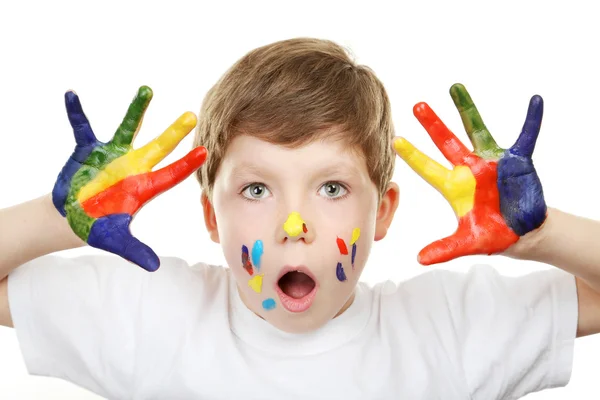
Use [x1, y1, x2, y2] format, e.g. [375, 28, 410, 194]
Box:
[275, 267, 318, 313]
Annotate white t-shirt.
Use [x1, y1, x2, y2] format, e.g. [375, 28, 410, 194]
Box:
[7, 254, 577, 400]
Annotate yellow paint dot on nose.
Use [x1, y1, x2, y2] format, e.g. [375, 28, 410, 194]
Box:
[248, 274, 264, 293]
[350, 228, 361, 245]
[283, 211, 305, 237]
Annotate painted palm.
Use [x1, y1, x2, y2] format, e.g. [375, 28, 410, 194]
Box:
[52, 86, 207, 271]
[394, 84, 546, 265]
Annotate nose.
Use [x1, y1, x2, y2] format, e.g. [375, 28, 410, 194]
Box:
[276, 211, 315, 243]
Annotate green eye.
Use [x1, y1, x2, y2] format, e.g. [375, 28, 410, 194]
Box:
[319, 182, 348, 199]
[243, 183, 270, 200]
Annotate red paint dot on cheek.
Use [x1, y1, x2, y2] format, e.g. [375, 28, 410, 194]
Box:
[336, 237, 348, 255]
[302, 223, 307, 233]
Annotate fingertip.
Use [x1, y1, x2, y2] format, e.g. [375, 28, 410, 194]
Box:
[412, 102, 429, 117]
[417, 250, 426, 264]
[143, 257, 160, 272]
[392, 137, 409, 153]
[64, 90, 80, 103]
[190, 146, 208, 165]
[530, 94, 544, 108]
[132, 246, 160, 272]
[138, 85, 154, 100]
[180, 111, 198, 129]
[449, 82, 466, 95]
[449, 83, 473, 109]
[417, 248, 437, 266]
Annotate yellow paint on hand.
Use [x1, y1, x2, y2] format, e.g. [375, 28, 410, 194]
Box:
[350, 228, 361, 245]
[77, 112, 197, 203]
[283, 211, 305, 237]
[393, 137, 476, 217]
[446, 166, 477, 217]
[248, 274, 264, 293]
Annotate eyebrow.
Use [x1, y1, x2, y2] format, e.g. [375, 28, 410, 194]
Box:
[230, 163, 275, 180]
[229, 161, 363, 182]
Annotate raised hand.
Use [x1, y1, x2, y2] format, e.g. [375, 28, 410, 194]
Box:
[394, 83, 546, 265]
[52, 86, 207, 271]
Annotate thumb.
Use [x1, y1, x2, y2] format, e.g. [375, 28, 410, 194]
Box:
[87, 214, 160, 272]
[417, 224, 477, 265]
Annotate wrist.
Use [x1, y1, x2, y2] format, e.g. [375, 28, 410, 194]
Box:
[0, 194, 84, 280]
[503, 207, 555, 261]
[41, 193, 85, 250]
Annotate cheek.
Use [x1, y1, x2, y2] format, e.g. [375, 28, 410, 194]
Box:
[331, 225, 370, 283]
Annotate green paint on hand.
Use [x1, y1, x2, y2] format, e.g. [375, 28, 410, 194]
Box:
[450, 83, 504, 160]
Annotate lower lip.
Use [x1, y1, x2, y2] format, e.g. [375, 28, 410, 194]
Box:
[275, 284, 318, 313]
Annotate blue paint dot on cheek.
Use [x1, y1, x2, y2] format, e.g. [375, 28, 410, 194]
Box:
[262, 298, 276, 310]
[251, 240, 264, 270]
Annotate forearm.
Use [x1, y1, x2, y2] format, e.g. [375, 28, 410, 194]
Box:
[0, 194, 84, 281]
[509, 207, 600, 293]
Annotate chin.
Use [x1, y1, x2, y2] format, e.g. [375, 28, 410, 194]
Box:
[264, 308, 333, 334]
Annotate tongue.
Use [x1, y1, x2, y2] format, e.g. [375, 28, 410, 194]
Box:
[279, 272, 315, 299]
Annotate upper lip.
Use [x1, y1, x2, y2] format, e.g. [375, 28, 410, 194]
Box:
[275, 265, 319, 286]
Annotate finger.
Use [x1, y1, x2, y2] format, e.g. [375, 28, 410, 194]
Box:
[449, 83, 503, 159]
[417, 223, 477, 265]
[510, 95, 544, 158]
[393, 137, 452, 194]
[76, 116, 198, 203]
[413, 102, 471, 165]
[139, 146, 208, 201]
[65, 91, 97, 149]
[135, 111, 198, 169]
[111, 86, 153, 147]
[87, 214, 160, 272]
[53, 159, 84, 216]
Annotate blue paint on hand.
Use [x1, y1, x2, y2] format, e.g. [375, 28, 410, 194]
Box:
[336, 262, 347, 282]
[262, 298, 276, 310]
[87, 213, 159, 272]
[251, 240, 264, 270]
[53, 91, 101, 216]
[497, 95, 546, 236]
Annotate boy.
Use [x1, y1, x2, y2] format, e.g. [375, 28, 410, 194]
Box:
[1, 37, 599, 399]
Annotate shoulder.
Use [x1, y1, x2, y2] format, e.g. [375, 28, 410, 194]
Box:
[8, 253, 232, 314]
[366, 264, 575, 327]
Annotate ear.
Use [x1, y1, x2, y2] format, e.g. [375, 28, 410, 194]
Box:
[374, 182, 400, 241]
[201, 192, 220, 244]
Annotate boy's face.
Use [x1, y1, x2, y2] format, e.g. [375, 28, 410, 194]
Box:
[204, 133, 398, 333]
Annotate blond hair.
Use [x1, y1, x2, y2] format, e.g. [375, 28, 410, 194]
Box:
[194, 37, 395, 200]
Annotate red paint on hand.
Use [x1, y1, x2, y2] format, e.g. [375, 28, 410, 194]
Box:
[417, 158, 519, 265]
[82, 147, 207, 217]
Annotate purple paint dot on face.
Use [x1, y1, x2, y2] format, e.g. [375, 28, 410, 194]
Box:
[262, 298, 276, 310]
[336, 262, 347, 282]
[351, 243, 357, 268]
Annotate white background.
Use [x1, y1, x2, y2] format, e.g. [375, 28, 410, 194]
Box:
[1, 0, 599, 398]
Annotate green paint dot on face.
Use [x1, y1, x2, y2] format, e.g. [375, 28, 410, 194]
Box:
[262, 298, 276, 310]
